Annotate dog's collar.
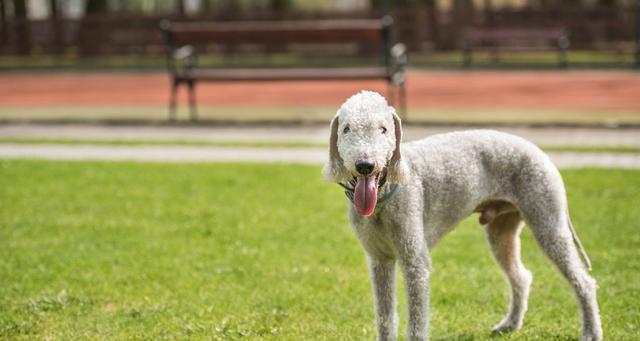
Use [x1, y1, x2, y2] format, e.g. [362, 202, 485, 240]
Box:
[338, 182, 400, 208]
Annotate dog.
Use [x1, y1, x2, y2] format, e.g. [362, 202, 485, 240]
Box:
[323, 91, 602, 341]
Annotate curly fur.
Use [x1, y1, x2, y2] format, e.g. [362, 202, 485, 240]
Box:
[324, 91, 602, 341]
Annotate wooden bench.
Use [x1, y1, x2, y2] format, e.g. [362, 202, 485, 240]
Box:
[160, 17, 407, 121]
[463, 28, 570, 67]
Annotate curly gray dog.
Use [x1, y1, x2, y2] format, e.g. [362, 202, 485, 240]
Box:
[324, 91, 602, 341]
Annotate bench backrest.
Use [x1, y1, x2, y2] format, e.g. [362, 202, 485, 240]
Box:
[160, 17, 393, 67]
[467, 28, 567, 44]
[162, 19, 390, 46]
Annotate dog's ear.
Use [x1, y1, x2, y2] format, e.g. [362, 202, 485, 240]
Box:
[387, 110, 409, 184]
[323, 114, 347, 183]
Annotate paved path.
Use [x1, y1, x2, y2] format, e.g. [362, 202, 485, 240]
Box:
[2, 123, 640, 146]
[0, 144, 322, 164]
[1, 144, 639, 169]
[1, 123, 640, 168]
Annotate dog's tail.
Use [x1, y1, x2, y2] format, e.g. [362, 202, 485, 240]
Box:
[567, 211, 592, 271]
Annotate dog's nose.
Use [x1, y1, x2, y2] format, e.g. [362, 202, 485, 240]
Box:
[355, 160, 375, 175]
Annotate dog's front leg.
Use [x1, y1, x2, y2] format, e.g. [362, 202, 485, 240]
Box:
[398, 234, 431, 341]
[368, 256, 398, 341]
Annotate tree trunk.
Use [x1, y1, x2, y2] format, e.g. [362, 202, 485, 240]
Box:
[13, 0, 30, 55]
[0, 0, 6, 48]
[451, 0, 474, 50]
[269, 0, 291, 11]
[176, 0, 185, 17]
[268, 0, 291, 20]
[483, 0, 494, 27]
[86, 0, 108, 13]
[79, 0, 109, 56]
[219, 0, 240, 19]
[201, 0, 215, 14]
[369, 0, 383, 10]
[422, 0, 441, 50]
[49, 0, 63, 55]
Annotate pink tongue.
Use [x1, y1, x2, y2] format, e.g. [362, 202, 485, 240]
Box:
[354, 175, 378, 217]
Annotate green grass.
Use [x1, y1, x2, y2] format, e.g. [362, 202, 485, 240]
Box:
[1, 49, 635, 70]
[1, 161, 639, 340]
[410, 50, 636, 67]
[2, 137, 640, 155]
[0, 54, 382, 71]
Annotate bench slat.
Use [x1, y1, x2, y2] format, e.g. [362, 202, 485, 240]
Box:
[470, 46, 562, 52]
[463, 27, 569, 67]
[468, 29, 566, 42]
[169, 20, 386, 45]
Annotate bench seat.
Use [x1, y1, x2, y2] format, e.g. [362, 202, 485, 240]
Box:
[177, 67, 390, 82]
[463, 28, 569, 68]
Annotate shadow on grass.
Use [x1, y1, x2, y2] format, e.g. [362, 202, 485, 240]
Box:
[433, 331, 577, 341]
[434, 334, 479, 341]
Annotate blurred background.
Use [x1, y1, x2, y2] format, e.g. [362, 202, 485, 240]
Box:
[0, 0, 639, 126]
[1, 0, 638, 68]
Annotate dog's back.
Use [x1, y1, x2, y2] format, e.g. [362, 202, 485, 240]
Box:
[402, 130, 565, 229]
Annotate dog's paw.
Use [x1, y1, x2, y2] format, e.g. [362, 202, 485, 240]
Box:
[579, 332, 603, 341]
[579, 336, 601, 341]
[579, 323, 603, 341]
[490, 319, 521, 335]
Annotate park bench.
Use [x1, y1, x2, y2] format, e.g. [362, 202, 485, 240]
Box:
[160, 17, 407, 121]
[463, 28, 570, 68]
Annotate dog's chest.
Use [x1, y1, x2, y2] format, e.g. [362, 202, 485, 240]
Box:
[351, 213, 398, 257]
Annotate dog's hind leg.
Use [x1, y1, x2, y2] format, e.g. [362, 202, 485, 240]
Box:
[526, 211, 602, 341]
[484, 210, 532, 334]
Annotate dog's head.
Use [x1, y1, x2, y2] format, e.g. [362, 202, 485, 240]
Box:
[323, 91, 408, 217]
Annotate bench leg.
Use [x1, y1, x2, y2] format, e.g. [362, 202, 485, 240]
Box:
[387, 81, 407, 120]
[387, 82, 396, 109]
[169, 79, 179, 121]
[463, 43, 472, 68]
[558, 48, 568, 68]
[491, 47, 500, 65]
[399, 80, 407, 120]
[188, 80, 197, 121]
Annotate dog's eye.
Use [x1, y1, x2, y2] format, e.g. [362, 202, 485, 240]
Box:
[343, 126, 350, 134]
[380, 126, 387, 134]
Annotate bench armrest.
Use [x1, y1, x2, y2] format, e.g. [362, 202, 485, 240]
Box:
[161, 21, 197, 74]
[390, 43, 407, 85]
[168, 45, 197, 76]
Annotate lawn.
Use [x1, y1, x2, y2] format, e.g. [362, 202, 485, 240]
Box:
[1, 161, 638, 340]
[1, 50, 634, 70]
